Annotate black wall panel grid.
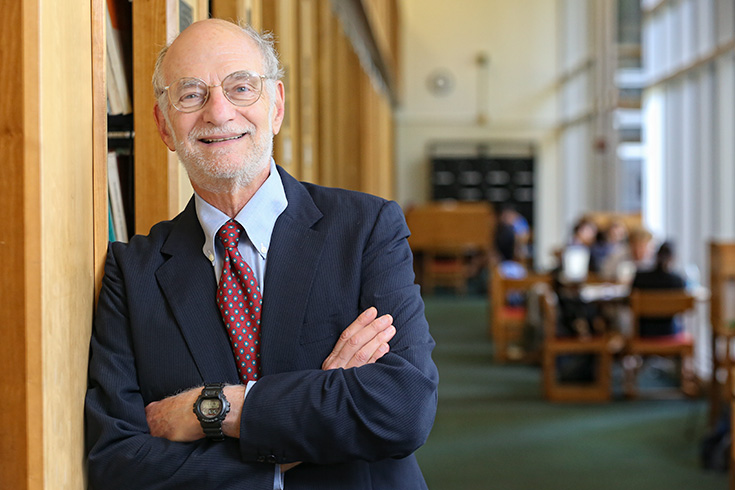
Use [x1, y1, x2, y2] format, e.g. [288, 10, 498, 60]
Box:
[429, 141, 535, 226]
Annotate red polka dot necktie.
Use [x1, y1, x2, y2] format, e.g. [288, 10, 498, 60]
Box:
[216, 219, 262, 382]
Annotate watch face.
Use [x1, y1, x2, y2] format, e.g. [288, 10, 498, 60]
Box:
[200, 398, 223, 418]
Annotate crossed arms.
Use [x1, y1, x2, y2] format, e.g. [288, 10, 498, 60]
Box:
[145, 306, 396, 444]
[85, 199, 439, 489]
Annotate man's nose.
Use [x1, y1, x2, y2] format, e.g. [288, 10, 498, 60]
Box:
[201, 86, 237, 125]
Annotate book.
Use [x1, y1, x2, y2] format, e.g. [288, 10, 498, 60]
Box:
[108, 203, 117, 242]
[106, 0, 132, 115]
[107, 151, 129, 242]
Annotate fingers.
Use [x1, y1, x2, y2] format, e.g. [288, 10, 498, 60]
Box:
[322, 307, 377, 370]
[344, 323, 395, 369]
[321, 307, 396, 370]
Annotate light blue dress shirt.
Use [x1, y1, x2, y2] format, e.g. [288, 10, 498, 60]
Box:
[195, 158, 288, 289]
[194, 158, 288, 489]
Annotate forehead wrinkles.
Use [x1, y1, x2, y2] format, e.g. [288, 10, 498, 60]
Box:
[163, 33, 265, 85]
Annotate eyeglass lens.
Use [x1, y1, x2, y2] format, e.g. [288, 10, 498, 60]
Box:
[168, 71, 264, 112]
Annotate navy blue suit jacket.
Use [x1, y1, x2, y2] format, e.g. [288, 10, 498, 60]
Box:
[85, 166, 439, 489]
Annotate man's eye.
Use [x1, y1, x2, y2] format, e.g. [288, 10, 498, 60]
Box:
[232, 83, 254, 93]
[180, 91, 204, 101]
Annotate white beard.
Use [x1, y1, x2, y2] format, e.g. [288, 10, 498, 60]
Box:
[172, 118, 274, 195]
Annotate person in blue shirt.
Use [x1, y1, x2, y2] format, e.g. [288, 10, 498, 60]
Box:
[85, 19, 438, 490]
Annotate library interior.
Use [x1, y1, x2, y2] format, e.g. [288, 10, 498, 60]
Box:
[3, 0, 735, 488]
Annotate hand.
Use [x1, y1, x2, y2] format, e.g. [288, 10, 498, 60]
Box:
[146, 385, 245, 441]
[321, 307, 396, 370]
[145, 387, 204, 442]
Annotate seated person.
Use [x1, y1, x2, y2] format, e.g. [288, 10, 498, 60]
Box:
[494, 222, 527, 306]
[600, 226, 654, 283]
[494, 222, 526, 280]
[497, 204, 530, 263]
[631, 241, 686, 337]
[569, 217, 597, 248]
[589, 220, 628, 274]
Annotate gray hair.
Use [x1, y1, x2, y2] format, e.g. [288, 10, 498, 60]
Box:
[152, 21, 284, 110]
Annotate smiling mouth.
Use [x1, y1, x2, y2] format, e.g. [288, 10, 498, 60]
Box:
[200, 133, 247, 144]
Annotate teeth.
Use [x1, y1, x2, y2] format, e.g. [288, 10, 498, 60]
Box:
[202, 134, 244, 143]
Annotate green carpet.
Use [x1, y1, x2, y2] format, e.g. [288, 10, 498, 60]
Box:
[415, 295, 728, 490]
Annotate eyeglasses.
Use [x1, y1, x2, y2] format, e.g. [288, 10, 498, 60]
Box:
[164, 70, 270, 113]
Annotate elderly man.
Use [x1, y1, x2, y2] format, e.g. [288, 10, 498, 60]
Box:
[85, 19, 438, 490]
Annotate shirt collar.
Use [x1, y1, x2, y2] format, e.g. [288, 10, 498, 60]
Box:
[195, 158, 288, 261]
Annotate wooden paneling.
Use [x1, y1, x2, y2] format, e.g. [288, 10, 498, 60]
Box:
[299, 0, 319, 183]
[1, 2, 38, 488]
[334, 24, 361, 191]
[211, 0, 240, 23]
[362, 0, 398, 87]
[132, 0, 178, 235]
[360, 74, 394, 200]
[40, 0, 96, 486]
[2, 1, 97, 488]
[94, 0, 108, 297]
[317, 0, 337, 187]
[264, 0, 301, 179]
[246, 0, 264, 30]
[132, 0, 205, 236]
[212, 0, 264, 30]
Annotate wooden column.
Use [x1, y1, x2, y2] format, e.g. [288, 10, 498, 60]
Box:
[334, 24, 361, 191]
[299, 0, 319, 183]
[0, 2, 42, 487]
[263, 0, 302, 179]
[211, 0, 264, 30]
[132, 0, 179, 235]
[132, 0, 206, 236]
[1, 0, 98, 488]
[317, 0, 338, 187]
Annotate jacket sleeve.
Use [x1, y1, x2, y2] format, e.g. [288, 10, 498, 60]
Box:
[237, 200, 439, 464]
[85, 244, 275, 490]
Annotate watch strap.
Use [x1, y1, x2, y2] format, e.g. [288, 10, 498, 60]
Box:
[200, 419, 226, 441]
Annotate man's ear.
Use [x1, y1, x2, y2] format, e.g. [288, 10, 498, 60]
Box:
[153, 103, 176, 151]
[270, 80, 285, 135]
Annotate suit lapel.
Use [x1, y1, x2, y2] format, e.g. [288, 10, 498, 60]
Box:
[260, 168, 326, 374]
[156, 200, 240, 384]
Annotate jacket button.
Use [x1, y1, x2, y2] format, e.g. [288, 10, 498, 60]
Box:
[266, 455, 277, 464]
[256, 456, 266, 463]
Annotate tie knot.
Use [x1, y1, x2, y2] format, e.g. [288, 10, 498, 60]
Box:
[218, 220, 243, 250]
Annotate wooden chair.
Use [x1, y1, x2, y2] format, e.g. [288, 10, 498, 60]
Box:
[405, 202, 494, 295]
[539, 287, 612, 402]
[489, 266, 550, 362]
[624, 289, 697, 399]
[710, 242, 735, 425]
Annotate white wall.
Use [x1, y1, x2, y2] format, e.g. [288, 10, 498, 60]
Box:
[396, 0, 560, 267]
